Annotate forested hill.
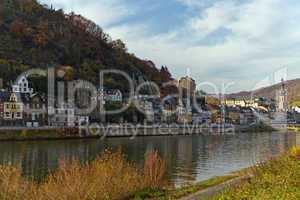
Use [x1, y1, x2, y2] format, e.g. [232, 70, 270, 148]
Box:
[0, 0, 173, 93]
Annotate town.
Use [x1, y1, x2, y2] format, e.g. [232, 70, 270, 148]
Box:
[0, 68, 299, 131]
[1, 0, 300, 199]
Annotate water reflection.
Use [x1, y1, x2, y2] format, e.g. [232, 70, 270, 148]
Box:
[0, 132, 298, 185]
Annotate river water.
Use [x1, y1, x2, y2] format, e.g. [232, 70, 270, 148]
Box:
[0, 132, 299, 186]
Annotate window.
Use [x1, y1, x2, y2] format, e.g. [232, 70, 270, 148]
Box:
[16, 112, 21, 118]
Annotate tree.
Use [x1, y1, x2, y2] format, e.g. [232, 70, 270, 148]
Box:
[10, 19, 26, 37]
[33, 20, 49, 47]
[111, 39, 127, 52]
[2, 0, 14, 20]
[160, 66, 172, 80]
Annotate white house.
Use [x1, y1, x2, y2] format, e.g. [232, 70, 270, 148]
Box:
[48, 103, 90, 127]
[99, 89, 123, 102]
[12, 76, 33, 94]
[192, 111, 211, 124]
[48, 103, 75, 127]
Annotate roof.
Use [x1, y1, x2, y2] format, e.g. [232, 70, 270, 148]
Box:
[0, 91, 43, 103]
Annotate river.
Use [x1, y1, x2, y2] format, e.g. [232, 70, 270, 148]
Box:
[0, 132, 299, 186]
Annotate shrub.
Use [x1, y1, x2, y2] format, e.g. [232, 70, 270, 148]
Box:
[143, 151, 167, 189]
[290, 146, 300, 160]
[0, 150, 167, 200]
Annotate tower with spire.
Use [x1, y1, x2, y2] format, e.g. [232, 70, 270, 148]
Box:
[276, 78, 288, 112]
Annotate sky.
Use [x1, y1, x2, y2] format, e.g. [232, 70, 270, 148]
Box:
[40, 0, 300, 93]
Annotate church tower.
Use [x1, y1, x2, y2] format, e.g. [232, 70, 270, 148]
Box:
[276, 78, 288, 112]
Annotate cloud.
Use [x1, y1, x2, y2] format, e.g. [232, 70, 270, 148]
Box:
[41, 0, 300, 93]
[108, 0, 300, 92]
[39, 0, 134, 28]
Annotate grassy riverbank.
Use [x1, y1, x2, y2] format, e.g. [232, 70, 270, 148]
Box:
[213, 146, 300, 200]
[0, 150, 167, 200]
[131, 145, 300, 200]
[0, 146, 299, 200]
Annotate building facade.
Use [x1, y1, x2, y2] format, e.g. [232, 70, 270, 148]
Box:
[3, 92, 24, 126]
[178, 76, 196, 98]
[12, 75, 33, 94]
[48, 103, 75, 127]
[0, 91, 9, 126]
[23, 93, 47, 127]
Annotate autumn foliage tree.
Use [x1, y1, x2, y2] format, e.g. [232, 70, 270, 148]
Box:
[33, 20, 49, 47]
[0, 0, 175, 95]
[10, 19, 27, 37]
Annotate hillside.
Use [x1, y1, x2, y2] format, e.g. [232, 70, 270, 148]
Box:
[227, 79, 300, 102]
[0, 0, 173, 94]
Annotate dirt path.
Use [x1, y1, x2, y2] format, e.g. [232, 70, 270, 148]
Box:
[178, 175, 252, 200]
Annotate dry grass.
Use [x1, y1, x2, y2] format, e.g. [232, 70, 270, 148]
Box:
[0, 150, 167, 200]
[214, 145, 300, 200]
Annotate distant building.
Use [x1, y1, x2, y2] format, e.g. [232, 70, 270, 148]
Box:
[226, 107, 241, 124]
[48, 103, 89, 127]
[133, 95, 162, 123]
[192, 111, 211, 124]
[3, 92, 24, 126]
[48, 103, 75, 127]
[99, 89, 122, 102]
[23, 93, 47, 127]
[144, 101, 155, 123]
[221, 99, 258, 108]
[105, 89, 122, 102]
[276, 79, 288, 112]
[0, 91, 10, 125]
[239, 108, 257, 125]
[177, 102, 192, 124]
[161, 95, 177, 123]
[178, 76, 196, 98]
[12, 75, 33, 94]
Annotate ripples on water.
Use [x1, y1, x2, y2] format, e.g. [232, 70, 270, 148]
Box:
[0, 132, 299, 186]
